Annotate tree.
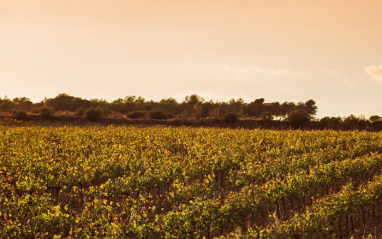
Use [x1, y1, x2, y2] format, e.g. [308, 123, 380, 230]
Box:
[0, 101, 15, 112]
[369, 115, 382, 123]
[135, 96, 145, 103]
[217, 102, 230, 118]
[182, 94, 204, 118]
[184, 94, 204, 106]
[280, 102, 296, 119]
[124, 95, 136, 103]
[343, 114, 368, 130]
[264, 102, 280, 119]
[304, 99, 317, 116]
[159, 98, 181, 115]
[229, 98, 244, 117]
[260, 111, 273, 121]
[46, 93, 75, 111]
[13, 97, 33, 112]
[287, 109, 311, 128]
[244, 98, 264, 118]
[320, 117, 342, 129]
[111, 98, 125, 113]
[200, 100, 215, 118]
[191, 103, 203, 119]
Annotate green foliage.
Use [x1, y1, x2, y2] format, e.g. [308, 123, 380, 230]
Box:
[2, 125, 382, 238]
[55, 110, 74, 116]
[1, 125, 382, 238]
[287, 109, 310, 128]
[149, 110, 173, 119]
[5, 93, 382, 131]
[244, 98, 265, 118]
[343, 114, 369, 130]
[260, 111, 273, 121]
[40, 107, 54, 119]
[303, 99, 318, 116]
[184, 94, 204, 106]
[0, 93, 323, 122]
[45, 93, 90, 112]
[320, 116, 342, 129]
[127, 111, 147, 119]
[0, 100, 15, 112]
[12, 110, 28, 120]
[224, 112, 238, 123]
[369, 115, 381, 123]
[12, 97, 33, 112]
[85, 107, 102, 122]
[75, 107, 85, 117]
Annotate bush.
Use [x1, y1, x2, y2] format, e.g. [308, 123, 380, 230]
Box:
[40, 107, 54, 119]
[0, 101, 15, 112]
[75, 107, 85, 117]
[224, 113, 238, 124]
[31, 108, 40, 114]
[100, 107, 111, 118]
[85, 107, 102, 122]
[55, 110, 74, 116]
[12, 110, 28, 120]
[149, 111, 173, 120]
[127, 111, 147, 119]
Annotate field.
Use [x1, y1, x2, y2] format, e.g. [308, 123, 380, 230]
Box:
[2, 122, 382, 238]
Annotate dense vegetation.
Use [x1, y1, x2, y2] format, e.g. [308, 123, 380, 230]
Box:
[1, 93, 317, 120]
[3, 94, 382, 131]
[2, 122, 382, 238]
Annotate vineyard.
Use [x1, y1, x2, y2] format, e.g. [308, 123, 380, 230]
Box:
[2, 122, 382, 238]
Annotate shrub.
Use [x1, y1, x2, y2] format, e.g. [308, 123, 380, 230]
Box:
[85, 107, 102, 122]
[55, 110, 74, 116]
[12, 110, 28, 120]
[75, 107, 85, 117]
[100, 107, 111, 117]
[31, 108, 40, 114]
[224, 113, 238, 124]
[40, 107, 54, 119]
[0, 101, 15, 112]
[127, 111, 147, 119]
[149, 111, 173, 120]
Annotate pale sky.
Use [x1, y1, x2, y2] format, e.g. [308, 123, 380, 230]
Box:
[1, 0, 382, 118]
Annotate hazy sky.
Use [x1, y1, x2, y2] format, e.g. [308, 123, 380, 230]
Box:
[1, 0, 382, 117]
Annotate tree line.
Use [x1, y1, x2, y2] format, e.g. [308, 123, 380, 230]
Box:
[0, 93, 318, 121]
[2, 93, 382, 130]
